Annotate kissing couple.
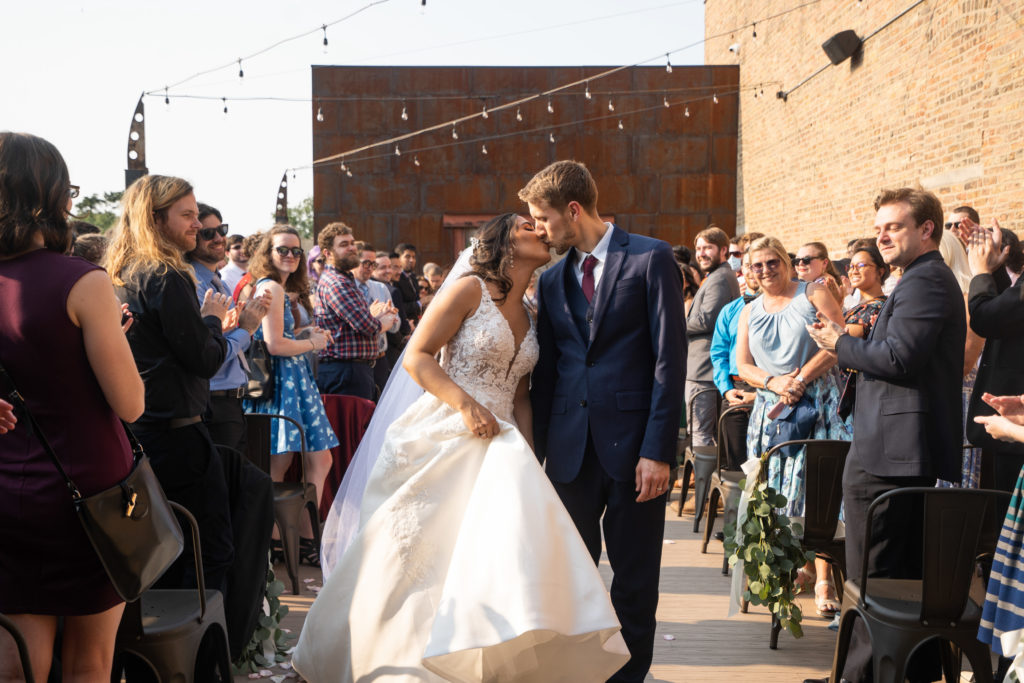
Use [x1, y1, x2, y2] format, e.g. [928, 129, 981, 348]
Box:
[293, 160, 686, 683]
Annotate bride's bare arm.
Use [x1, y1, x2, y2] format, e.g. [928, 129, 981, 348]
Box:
[403, 277, 500, 438]
[512, 374, 533, 450]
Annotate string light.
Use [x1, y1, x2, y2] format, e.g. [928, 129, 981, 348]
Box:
[713, 93, 719, 104]
[481, 143, 488, 155]
[685, 106, 690, 117]
[222, 97, 228, 114]
[618, 119, 624, 130]
[547, 99, 554, 114]
[516, 107, 522, 122]
[451, 124, 458, 140]
[316, 105, 324, 121]
[322, 25, 329, 52]
[608, 99, 615, 112]
[549, 132, 555, 143]
[752, 22, 757, 38]
[291, 170, 296, 179]
[585, 82, 592, 100]
[164, 87, 169, 107]
[481, 104, 488, 119]
[237, 59, 244, 81]
[666, 54, 673, 73]
[413, 155, 420, 166]
[394, 145, 401, 156]
[339, 160, 348, 172]
[401, 103, 408, 121]
[663, 95, 670, 108]
[346, 168, 353, 177]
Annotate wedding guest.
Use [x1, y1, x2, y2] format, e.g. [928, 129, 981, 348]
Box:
[220, 233, 248, 293]
[0, 131, 144, 683]
[243, 225, 338, 563]
[736, 235, 851, 617]
[793, 241, 844, 307]
[106, 174, 236, 596]
[72, 232, 110, 265]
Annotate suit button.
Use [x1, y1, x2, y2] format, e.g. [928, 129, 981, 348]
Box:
[580, 399, 587, 407]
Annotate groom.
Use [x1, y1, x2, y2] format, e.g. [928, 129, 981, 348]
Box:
[522, 160, 686, 682]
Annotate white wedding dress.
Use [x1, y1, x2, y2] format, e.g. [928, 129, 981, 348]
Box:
[292, 276, 629, 682]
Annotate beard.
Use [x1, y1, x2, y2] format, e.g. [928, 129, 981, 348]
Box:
[339, 252, 361, 271]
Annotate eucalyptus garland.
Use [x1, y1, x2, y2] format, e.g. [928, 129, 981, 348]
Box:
[724, 450, 816, 638]
[233, 561, 298, 674]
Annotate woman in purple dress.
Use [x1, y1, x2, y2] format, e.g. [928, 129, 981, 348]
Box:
[0, 132, 144, 681]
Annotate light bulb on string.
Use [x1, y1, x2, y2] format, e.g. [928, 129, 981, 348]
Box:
[394, 145, 401, 156]
[316, 104, 324, 122]
[481, 144, 488, 155]
[618, 119, 624, 130]
[713, 93, 719, 104]
[237, 59, 244, 82]
[585, 82, 592, 100]
[401, 104, 408, 121]
[684, 106, 690, 117]
[549, 132, 555, 143]
[222, 97, 228, 114]
[608, 99, 615, 112]
[322, 25, 329, 52]
[481, 104, 488, 119]
[164, 87, 170, 108]
[339, 160, 347, 172]
[666, 54, 673, 73]
[291, 171, 296, 180]
[752, 23, 757, 39]
[664, 95, 670, 108]
[413, 156, 420, 167]
[452, 124, 458, 140]
[516, 107, 522, 122]
[547, 99, 554, 114]
[346, 169, 353, 178]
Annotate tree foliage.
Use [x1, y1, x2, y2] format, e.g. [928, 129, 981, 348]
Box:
[74, 191, 123, 232]
[275, 196, 314, 240]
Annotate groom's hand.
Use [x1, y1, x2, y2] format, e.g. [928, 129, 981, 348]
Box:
[635, 457, 671, 503]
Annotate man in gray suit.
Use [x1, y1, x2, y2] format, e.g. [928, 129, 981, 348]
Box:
[686, 226, 740, 446]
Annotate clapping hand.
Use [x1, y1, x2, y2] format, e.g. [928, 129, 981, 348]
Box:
[981, 392, 1024, 425]
[238, 292, 271, 334]
[120, 303, 134, 334]
[0, 399, 16, 434]
[200, 289, 231, 321]
[965, 217, 1007, 276]
[806, 313, 845, 352]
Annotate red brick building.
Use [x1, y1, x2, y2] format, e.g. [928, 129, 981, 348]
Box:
[704, 0, 1024, 252]
[311, 65, 739, 267]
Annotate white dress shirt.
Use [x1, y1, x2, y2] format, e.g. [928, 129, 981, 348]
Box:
[573, 222, 614, 290]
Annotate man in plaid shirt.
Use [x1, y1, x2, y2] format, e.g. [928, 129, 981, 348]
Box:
[315, 222, 397, 400]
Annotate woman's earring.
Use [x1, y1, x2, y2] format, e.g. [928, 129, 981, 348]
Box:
[508, 248, 515, 270]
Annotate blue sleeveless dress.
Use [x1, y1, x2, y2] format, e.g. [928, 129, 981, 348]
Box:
[745, 281, 851, 517]
[243, 279, 339, 454]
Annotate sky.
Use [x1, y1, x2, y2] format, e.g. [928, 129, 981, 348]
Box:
[1, 1, 706, 234]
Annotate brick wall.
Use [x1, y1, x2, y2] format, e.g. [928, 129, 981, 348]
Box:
[311, 65, 738, 267]
[704, 0, 1024, 255]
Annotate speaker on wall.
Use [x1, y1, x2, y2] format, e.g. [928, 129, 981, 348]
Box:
[822, 30, 862, 65]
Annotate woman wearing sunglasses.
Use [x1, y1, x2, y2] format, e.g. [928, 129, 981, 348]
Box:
[735, 235, 852, 618]
[793, 241, 844, 308]
[244, 225, 338, 562]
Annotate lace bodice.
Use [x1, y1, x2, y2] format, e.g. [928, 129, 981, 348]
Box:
[438, 277, 538, 422]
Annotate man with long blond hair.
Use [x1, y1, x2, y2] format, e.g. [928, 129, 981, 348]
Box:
[106, 174, 237, 598]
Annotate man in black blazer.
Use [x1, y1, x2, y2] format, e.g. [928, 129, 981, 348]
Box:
[964, 221, 1024, 489]
[392, 242, 425, 325]
[807, 188, 965, 683]
[523, 160, 686, 683]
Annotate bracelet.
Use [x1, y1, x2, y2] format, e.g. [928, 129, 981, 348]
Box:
[309, 338, 316, 351]
[763, 374, 774, 390]
[796, 374, 806, 384]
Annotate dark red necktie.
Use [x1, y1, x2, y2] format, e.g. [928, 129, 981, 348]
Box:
[582, 255, 597, 303]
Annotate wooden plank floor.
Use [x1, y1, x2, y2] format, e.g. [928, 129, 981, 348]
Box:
[245, 495, 843, 682]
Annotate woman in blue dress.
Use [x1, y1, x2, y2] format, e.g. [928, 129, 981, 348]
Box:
[244, 225, 339, 554]
[736, 235, 853, 617]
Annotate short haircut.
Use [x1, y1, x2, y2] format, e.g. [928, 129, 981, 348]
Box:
[69, 219, 101, 237]
[318, 221, 352, 255]
[694, 226, 730, 250]
[672, 244, 692, 265]
[375, 251, 389, 259]
[423, 262, 443, 277]
[197, 202, 221, 223]
[355, 241, 375, 254]
[874, 187, 944, 245]
[226, 234, 244, 248]
[72, 233, 110, 265]
[395, 242, 417, 255]
[736, 232, 764, 250]
[517, 160, 598, 211]
[389, 252, 400, 259]
[952, 205, 980, 224]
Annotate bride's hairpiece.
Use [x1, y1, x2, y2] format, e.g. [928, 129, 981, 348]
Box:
[470, 236, 480, 250]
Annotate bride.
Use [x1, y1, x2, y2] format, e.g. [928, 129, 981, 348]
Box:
[292, 214, 629, 682]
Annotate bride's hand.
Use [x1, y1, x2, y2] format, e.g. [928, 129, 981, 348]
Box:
[460, 400, 499, 439]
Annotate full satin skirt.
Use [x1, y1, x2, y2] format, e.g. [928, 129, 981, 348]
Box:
[292, 394, 629, 682]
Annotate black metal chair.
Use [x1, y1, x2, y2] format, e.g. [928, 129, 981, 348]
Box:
[700, 403, 753, 573]
[0, 613, 34, 683]
[676, 386, 720, 533]
[111, 502, 232, 683]
[828, 487, 1009, 683]
[244, 412, 321, 596]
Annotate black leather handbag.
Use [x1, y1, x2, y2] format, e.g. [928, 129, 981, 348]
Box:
[0, 363, 184, 602]
[243, 338, 275, 400]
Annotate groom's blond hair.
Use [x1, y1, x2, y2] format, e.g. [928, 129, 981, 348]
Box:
[518, 160, 598, 211]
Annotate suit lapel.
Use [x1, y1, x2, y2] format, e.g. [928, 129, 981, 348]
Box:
[547, 250, 586, 347]
[589, 225, 627, 343]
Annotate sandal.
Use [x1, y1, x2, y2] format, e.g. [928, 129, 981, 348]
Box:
[815, 579, 841, 617]
[299, 537, 320, 567]
[794, 566, 816, 594]
[270, 539, 284, 565]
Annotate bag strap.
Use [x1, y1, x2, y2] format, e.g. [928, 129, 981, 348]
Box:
[0, 359, 145, 501]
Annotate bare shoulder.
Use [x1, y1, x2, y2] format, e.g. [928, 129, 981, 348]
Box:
[438, 275, 484, 310]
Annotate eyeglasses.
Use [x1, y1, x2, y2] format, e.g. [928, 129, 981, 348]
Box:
[750, 258, 782, 273]
[228, 243, 244, 250]
[314, 257, 326, 265]
[68, 184, 80, 199]
[728, 250, 743, 258]
[792, 256, 822, 267]
[274, 246, 303, 258]
[848, 262, 877, 272]
[361, 259, 376, 267]
[197, 224, 229, 241]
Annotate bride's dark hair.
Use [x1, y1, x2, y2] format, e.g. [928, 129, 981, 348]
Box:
[466, 212, 517, 304]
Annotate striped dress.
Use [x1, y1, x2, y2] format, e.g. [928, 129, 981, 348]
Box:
[978, 465, 1024, 655]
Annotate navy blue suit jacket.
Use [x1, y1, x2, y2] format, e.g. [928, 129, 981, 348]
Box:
[531, 225, 687, 483]
[835, 250, 965, 481]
